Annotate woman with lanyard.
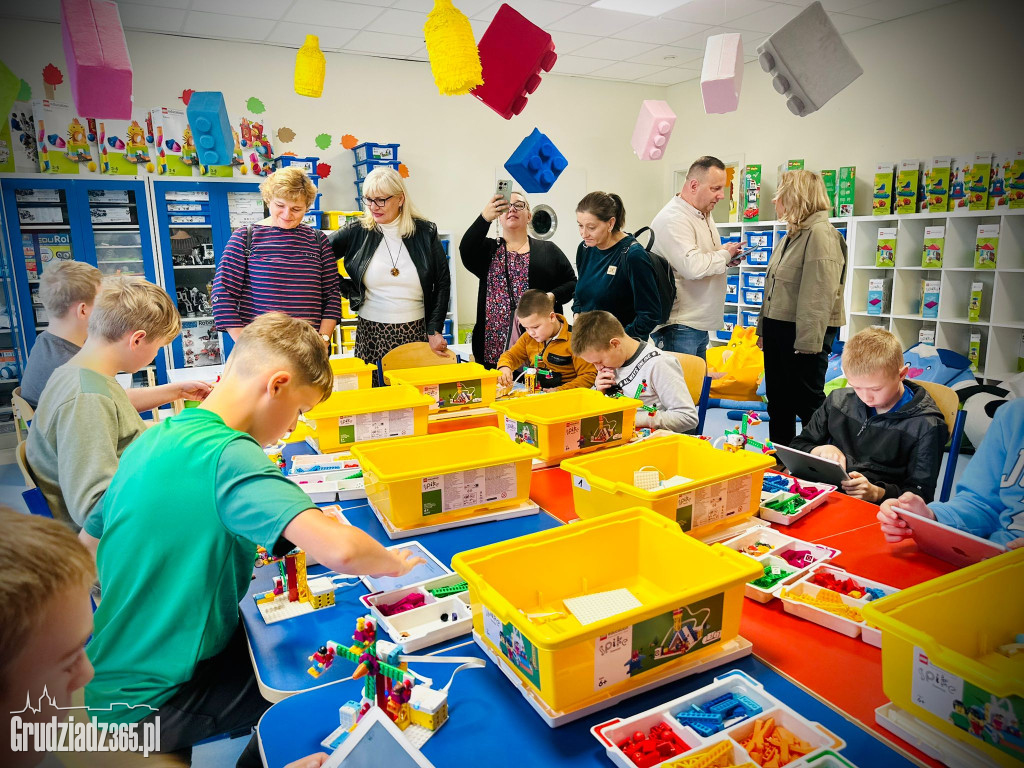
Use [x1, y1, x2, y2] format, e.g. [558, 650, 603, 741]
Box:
[460, 189, 576, 368]
[573, 191, 661, 341]
[330, 167, 451, 365]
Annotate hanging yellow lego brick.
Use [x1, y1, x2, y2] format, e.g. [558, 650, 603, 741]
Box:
[294, 35, 326, 97]
[424, 0, 483, 96]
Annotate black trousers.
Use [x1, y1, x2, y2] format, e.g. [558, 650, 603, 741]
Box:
[138, 622, 269, 767]
[762, 317, 838, 448]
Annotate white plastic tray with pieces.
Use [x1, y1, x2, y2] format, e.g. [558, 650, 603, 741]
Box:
[359, 572, 471, 652]
[775, 564, 899, 647]
[758, 473, 836, 525]
[721, 526, 840, 603]
[590, 669, 846, 768]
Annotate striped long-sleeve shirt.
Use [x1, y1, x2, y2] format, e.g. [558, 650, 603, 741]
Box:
[211, 224, 342, 330]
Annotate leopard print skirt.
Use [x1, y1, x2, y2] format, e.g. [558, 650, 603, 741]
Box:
[353, 317, 427, 364]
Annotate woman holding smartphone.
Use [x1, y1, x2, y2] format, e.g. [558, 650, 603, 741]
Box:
[460, 185, 576, 368]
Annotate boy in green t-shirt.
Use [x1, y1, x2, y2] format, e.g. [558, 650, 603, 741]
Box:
[82, 312, 421, 767]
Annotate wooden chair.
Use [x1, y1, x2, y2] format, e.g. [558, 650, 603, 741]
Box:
[914, 379, 966, 503]
[665, 351, 712, 435]
[11, 386, 33, 443]
[16, 441, 54, 519]
[378, 342, 456, 385]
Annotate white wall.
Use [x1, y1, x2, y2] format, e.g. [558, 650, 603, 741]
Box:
[662, 0, 1024, 218]
[0, 18, 668, 329]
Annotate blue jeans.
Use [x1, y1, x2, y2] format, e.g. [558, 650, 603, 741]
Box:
[652, 324, 709, 359]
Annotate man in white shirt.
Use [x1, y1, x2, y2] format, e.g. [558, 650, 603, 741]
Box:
[649, 156, 743, 359]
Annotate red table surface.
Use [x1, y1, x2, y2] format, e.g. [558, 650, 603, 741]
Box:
[529, 467, 955, 767]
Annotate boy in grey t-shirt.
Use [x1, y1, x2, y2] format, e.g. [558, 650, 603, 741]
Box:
[20, 262, 101, 407]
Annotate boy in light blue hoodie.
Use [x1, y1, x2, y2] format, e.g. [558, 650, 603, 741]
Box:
[878, 398, 1024, 547]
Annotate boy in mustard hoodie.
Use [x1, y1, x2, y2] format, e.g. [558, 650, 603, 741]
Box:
[497, 290, 596, 391]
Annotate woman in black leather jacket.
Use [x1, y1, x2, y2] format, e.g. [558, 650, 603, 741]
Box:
[329, 167, 451, 364]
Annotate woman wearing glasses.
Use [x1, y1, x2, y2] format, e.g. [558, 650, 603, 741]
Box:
[460, 190, 576, 368]
[329, 167, 451, 364]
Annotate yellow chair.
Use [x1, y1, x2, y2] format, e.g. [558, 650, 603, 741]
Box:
[912, 379, 965, 503]
[665, 351, 712, 435]
[11, 386, 33, 443]
[379, 342, 456, 385]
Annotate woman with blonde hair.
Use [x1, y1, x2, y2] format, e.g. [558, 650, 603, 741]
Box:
[212, 166, 340, 345]
[755, 169, 848, 447]
[330, 167, 451, 364]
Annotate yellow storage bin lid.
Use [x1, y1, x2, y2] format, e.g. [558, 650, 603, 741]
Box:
[452, 507, 761, 651]
[352, 426, 538, 482]
[329, 357, 376, 376]
[305, 384, 432, 420]
[385, 361, 499, 387]
[562, 434, 775, 501]
[491, 388, 642, 424]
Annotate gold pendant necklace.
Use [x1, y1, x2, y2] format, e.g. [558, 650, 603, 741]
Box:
[382, 234, 400, 277]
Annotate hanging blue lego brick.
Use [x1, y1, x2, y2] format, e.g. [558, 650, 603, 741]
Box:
[185, 91, 233, 167]
[503, 127, 567, 193]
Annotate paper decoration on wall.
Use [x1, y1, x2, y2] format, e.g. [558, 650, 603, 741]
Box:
[17, 79, 31, 101]
[425, 0, 483, 96]
[246, 96, 266, 114]
[314, 133, 332, 150]
[60, 0, 133, 118]
[179, 89, 194, 105]
[317, 162, 331, 178]
[295, 35, 326, 98]
[398, 163, 409, 178]
[42, 64, 63, 100]
[341, 134, 358, 149]
[756, 1, 863, 117]
[0, 60, 19, 122]
[32, 100, 98, 174]
[277, 126, 296, 143]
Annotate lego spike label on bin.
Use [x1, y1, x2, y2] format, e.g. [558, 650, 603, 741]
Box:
[630, 100, 676, 161]
[756, 1, 862, 117]
[425, 0, 483, 96]
[294, 35, 326, 98]
[471, 3, 557, 120]
[700, 33, 743, 114]
[504, 128, 567, 193]
[185, 92, 233, 167]
[60, 0, 133, 119]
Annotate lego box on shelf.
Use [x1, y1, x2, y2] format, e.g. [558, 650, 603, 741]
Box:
[872, 163, 894, 215]
[919, 328, 935, 345]
[385, 362, 500, 412]
[630, 100, 676, 160]
[96, 113, 153, 175]
[591, 669, 846, 768]
[274, 155, 319, 173]
[300, 384, 432, 452]
[453, 508, 761, 723]
[777, 158, 804, 185]
[921, 279, 940, 319]
[968, 332, 982, 371]
[151, 106, 196, 177]
[561, 434, 775, 540]
[1009, 153, 1024, 209]
[967, 152, 992, 211]
[895, 160, 920, 215]
[491, 388, 642, 465]
[875, 227, 896, 267]
[948, 155, 972, 211]
[866, 278, 890, 315]
[837, 166, 855, 216]
[968, 282, 984, 323]
[921, 226, 944, 268]
[822, 169, 837, 215]
[32, 100, 98, 174]
[720, 525, 839, 603]
[741, 164, 761, 222]
[1018, 331, 1024, 373]
[861, 549, 1024, 768]
[975, 224, 999, 269]
[504, 127, 567, 193]
[922, 157, 950, 212]
[352, 142, 399, 163]
[0, 102, 40, 174]
[988, 151, 1020, 209]
[359, 572, 472, 652]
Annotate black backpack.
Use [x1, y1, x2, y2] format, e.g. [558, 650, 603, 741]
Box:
[631, 227, 677, 325]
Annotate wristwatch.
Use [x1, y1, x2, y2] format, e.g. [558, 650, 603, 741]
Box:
[321, 334, 331, 343]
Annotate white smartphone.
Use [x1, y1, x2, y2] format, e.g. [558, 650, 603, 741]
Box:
[495, 178, 513, 206]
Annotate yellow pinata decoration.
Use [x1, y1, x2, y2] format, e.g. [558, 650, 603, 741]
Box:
[424, 0, 483, 96]
[295, 35, 326, 98]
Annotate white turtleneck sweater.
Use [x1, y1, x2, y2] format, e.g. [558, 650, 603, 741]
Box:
[358, 219, 425, 324]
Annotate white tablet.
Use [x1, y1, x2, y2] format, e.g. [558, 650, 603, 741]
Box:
[773, 443, 851, 486]
[896, 508, 1007, 568]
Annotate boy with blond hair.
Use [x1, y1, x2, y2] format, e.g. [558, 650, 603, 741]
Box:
[791, 327, 947, 502]
[82, 312, 421, 767]
[26, 277, 185, 530]
[572, 310, 697, 433]
[497, 290, 595, 391]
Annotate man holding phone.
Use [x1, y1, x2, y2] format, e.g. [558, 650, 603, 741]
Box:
[649, 155, 743, 359]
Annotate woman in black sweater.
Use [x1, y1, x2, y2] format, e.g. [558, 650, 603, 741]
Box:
[460, 190, 577, 368]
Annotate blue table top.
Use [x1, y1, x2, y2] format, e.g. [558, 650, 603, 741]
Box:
[258, 645, 917, 768]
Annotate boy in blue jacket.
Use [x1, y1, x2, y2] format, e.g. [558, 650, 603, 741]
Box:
[878, 398, 1024, 547]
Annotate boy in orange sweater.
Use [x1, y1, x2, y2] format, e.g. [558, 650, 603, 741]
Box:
[497, 290, 596, 391]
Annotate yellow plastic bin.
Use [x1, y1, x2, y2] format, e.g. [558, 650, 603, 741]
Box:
[862, 549, 1024, 767]
[340, 298, 357, 319]
[562, 434, 775, 539]
[341, 326, 357, 344]
[452, 508, 761, 717]
[352, 426, 538, 529]
[322, 210, 363, 230]
[302, 384, 432, 451]
[329, 357, 375, 391]
[385, 362, 500, 411]
[491, 389, 642, 463]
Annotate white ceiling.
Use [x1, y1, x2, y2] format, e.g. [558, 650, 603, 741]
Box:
[2, 0, 959, 86]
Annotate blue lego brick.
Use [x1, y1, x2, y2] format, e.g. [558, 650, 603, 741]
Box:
[733, 694, 763, 717]
[504, 128, 567, 193]
[186, 91, 234, 166]
[675, 710, 723, 737]
[763, 474, 791, 493]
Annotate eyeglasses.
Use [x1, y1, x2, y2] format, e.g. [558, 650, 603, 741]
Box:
[505, 201, 528, 212]
[362, 195, 394, 209]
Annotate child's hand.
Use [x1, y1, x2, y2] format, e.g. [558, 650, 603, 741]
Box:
[177, 380, 213, 401]
[1007, 538, 1024, 550]
[498, 366, 513, 388]
[877, 493, 932, 543]
[388, 548, 426, 577]
[284, 754, 330, 768]
[811, 444, 846, 469]
[842, 471, 884, 502]
[594, 367, 617, 392]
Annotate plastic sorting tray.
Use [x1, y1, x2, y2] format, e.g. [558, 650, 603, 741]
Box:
[777, 563, 899, 647]
[359, 572, 471, 652]
[720, 526, 840, 603]
[289, 470, 365, 502]
[758, 473, 836, 526]
[591, 669, 845, 768]
[385, 362, 500, 412]
[804, 751, 860, 768]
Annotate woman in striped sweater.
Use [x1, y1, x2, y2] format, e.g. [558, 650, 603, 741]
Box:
[212, 168, 340, 346]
